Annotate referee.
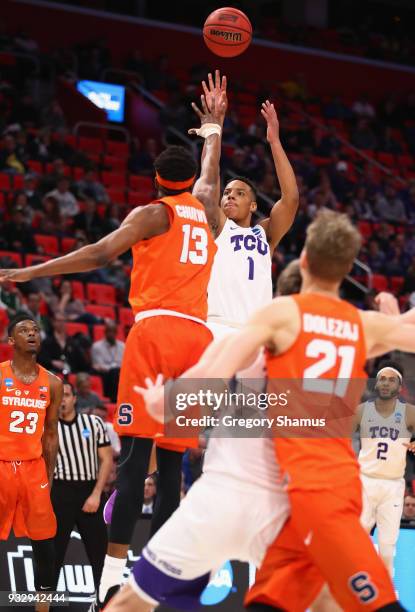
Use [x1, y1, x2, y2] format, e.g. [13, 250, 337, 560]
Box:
[51, 381, 113, 591]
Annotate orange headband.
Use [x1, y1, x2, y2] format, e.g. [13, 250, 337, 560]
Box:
[156, 172, 195, 190]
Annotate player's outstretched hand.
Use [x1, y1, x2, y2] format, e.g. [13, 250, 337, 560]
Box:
[403, 442, 415, 454]
[374, 291, 400, 316]
[201, 69, 228, 119]
[134, 374, 165, 423]
[0, 268, 32, 283]
[188, 90, 226, 137]
[261, 100, 280, 143]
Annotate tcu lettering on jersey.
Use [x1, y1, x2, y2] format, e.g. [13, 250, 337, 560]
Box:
[230, 233, 269, 256]
[368, 426, 399, 440]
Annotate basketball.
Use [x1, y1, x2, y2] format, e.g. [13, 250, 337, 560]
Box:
[203, 7, 252, 58]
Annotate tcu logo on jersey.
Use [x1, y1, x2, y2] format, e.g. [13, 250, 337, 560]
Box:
[230, 233, 268, 255]
[369, 426, 399, 440]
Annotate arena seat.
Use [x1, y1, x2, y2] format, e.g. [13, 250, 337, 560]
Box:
[12, 174, 24, 189]
[106, 140, 129, 157]
[61, 237, 76, 253]
[397, 154, 412, 169]
[357, 221, 372, 238]
[85, 304, 116, 320]
[71, 280, 85, 301]
[25, 254, 49, 266]
[0, 250, 23, 266]
[105, 402, 116, 422]
[90, 374, 105, 397]
[118, 307, 134, 327]
[67, 373, 106, 400]
[129, 175, 154, 190]
[371, 274, 388, 292]
[27, 160, 43, 174]
[0, 173, 11, 189]
[45, 162, 71, 176]
[0, 343, 13, 361]
[390, 276, 404, 293]
[86, 283, 117, 305]
[107, 188, 126, 205]
[103, 155, 127, 172]
[127, 190, 148, 205]
[377, 152, 395, 167]
[127, 188, 155, 204]
[72, 167, 85, 180]
[34, 234, 60, 255]
[79, 136, 103, 154]
[92, 324, 125, 342]
[101, 171, 127, 189]
[65, 322, 89, 336]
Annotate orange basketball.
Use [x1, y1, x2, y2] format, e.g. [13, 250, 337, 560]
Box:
[203, 7, 252, 58]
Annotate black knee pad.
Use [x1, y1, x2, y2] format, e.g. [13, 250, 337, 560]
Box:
[31, 538, 55, 591]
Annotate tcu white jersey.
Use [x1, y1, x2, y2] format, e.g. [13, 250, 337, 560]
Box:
[208, 219, 273, 325]
[204, 436, 280, 493]
[203, 324, 279, 492]
[359, 400, 411, 479]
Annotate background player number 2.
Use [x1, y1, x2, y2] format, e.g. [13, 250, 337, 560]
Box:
[377, 442, 388, 460]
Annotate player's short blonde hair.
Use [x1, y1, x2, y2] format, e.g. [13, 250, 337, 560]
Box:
[277, 259, 302, 296]
[305, 210, 361, 282]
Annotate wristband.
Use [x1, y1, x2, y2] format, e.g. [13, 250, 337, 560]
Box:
[189, 123, 222, 138]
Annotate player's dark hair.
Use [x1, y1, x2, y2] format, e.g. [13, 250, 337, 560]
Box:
[154, 145, 197, 194]
[225, 176, 257, 200]
[376, 360, 404, 380]
[8, 314, 37, 337]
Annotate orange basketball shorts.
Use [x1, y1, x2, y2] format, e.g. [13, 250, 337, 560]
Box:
[246, 481, 396, 612]
[0, 457, 56, 541]
[114, 316, 213, 452]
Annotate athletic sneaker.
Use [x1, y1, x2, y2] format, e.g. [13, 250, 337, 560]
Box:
[88, 585, 119, 611]
[103, 489, 117, 525]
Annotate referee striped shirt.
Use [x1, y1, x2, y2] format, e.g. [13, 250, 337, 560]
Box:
[54, 413, 111, 481]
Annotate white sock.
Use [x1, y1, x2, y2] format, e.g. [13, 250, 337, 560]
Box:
[99, 555, 127, 602]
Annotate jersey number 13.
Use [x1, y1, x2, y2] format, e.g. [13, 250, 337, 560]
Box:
[180, 225, 208, 265]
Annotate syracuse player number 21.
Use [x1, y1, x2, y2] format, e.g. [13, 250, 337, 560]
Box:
[303, 339, 356, 398]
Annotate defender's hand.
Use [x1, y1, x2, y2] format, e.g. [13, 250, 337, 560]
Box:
[134, 374, 165, 423]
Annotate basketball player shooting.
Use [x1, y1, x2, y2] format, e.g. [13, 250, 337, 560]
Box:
[194, 71, 298, 339]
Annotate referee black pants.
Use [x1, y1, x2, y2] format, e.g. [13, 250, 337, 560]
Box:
[51, 479, 108, 590]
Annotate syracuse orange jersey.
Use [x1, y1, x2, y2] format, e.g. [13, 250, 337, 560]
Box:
[267, 293, 367, 489]
[0, 361, 51, 460]
[129, 192, 217, 320]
